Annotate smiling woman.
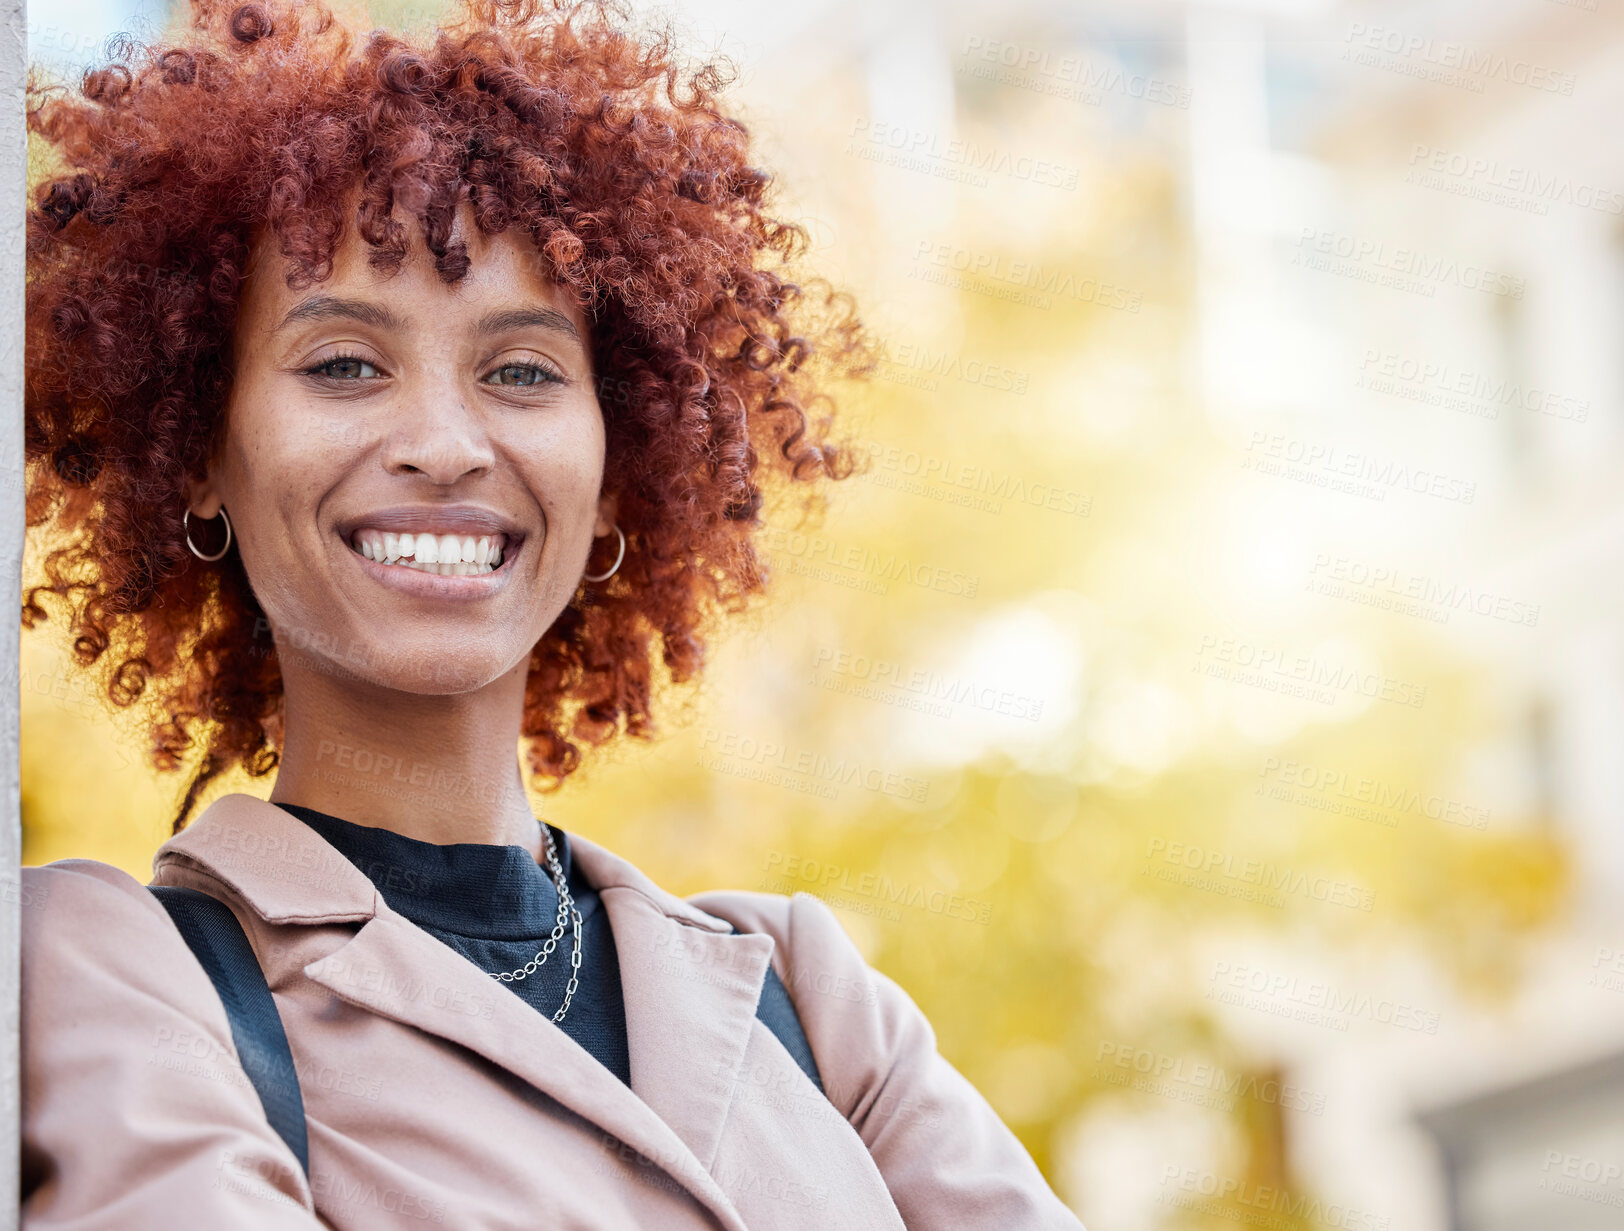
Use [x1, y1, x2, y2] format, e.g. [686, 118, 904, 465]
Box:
[24, 0, 867, 836]
[198, 211, 621, 818]
[18, 1, 1084, 1228]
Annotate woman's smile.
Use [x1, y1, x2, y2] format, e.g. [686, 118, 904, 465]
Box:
[341, 526, 529, 600]
[349, 529, 510, 575]
[330, 502, 538, 601]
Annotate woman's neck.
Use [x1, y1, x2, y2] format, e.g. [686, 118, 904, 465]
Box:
[268, 651, 542, 859]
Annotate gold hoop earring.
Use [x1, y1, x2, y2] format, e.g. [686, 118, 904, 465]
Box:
[583, 524, 625, 583]
[184, 507, 233, 562]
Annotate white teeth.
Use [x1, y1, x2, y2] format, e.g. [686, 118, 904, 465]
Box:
[348, 528, 509, 575]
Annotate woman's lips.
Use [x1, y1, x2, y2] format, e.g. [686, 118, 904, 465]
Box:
[340, 529, 526, 599]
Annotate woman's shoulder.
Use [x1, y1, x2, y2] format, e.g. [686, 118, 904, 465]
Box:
[686, 887, 918, 1065]
[20, 859, 318, 1220]
[20, 856, 239, 1029]
[686, 886, 864, 974]
[688, 886, 1084, 1228]
[21, 857, 174, 942]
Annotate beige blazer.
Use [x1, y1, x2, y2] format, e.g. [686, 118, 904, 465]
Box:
[20, 792, 1083, 1229]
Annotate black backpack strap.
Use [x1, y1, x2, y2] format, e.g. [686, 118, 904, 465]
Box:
[148, 885, 310, 1177]
[749, 947, 825, 1095]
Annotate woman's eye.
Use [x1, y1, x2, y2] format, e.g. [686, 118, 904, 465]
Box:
[309, 357, 380, 380]
[487, 364, 559, 387]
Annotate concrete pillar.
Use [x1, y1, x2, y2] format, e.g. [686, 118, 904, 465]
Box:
[0, 0, 25, 1223]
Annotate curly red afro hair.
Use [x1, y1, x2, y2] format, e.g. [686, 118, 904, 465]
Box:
[23, 0, 870, 832]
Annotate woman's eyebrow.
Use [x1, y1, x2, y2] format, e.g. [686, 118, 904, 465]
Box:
[276, 295, 404, 333]
[476, 307, 581, 342]
[272, 297, 580, 342]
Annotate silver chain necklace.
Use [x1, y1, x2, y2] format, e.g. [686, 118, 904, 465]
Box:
[487, 823, 583, 1025]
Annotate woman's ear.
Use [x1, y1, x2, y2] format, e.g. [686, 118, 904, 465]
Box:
[594, 492, 618, 537]
[185, 476, 224, 520]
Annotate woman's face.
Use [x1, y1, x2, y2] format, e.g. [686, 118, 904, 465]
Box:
[192, 209, 612, 696]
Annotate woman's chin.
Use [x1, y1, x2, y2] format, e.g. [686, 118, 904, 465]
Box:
[274, 635, 515, 697]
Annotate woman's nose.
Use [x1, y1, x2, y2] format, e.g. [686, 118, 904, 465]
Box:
[381, 391, 498, 483]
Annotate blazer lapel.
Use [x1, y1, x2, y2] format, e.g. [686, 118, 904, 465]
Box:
[594, 883, 774, 1169]
[154, 794, 760, 1231]
[299, 912, 751, 1229]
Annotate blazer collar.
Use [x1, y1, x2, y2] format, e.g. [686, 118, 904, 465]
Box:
[152, 792, 770, 1227]
[153, 792, 736, 935]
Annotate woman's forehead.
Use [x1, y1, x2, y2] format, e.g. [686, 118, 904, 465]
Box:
[240, 209, 588, 341]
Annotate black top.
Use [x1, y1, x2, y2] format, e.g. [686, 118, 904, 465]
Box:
[275, 803, 631, 1087]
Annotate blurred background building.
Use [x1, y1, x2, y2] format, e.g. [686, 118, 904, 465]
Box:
[22, 0, 1624, 1227]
